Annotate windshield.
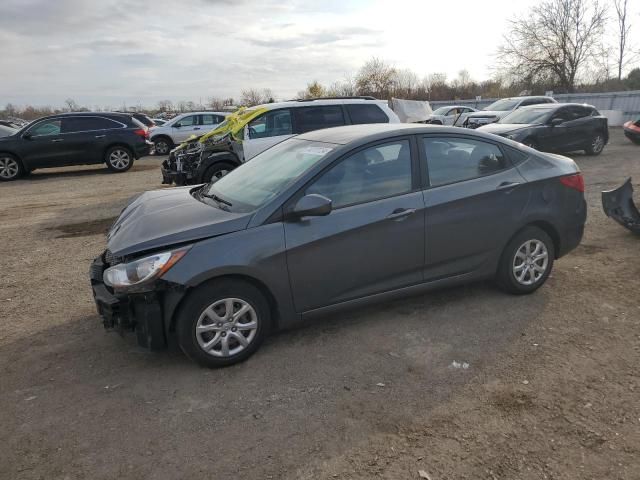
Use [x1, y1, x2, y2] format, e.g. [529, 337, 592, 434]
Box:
[484, 98, 520, 111]
[432, 107, 450, 115]
[205, 138, 336, 212]
[499, 108, 553, 124]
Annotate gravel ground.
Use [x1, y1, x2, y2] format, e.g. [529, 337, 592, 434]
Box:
[1, 131, 639, 479]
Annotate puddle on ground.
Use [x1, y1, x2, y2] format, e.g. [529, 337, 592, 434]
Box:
[45, 216, 117, 238]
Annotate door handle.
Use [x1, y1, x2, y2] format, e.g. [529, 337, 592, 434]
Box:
[95, 135, 106, 139]
[51, 139, 63, 143]
[496, 181, 521, 191]
[193, 127, 201, 130]
[387, 208, 416, 220]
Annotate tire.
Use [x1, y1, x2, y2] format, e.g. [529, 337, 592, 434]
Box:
[522, 138, 539, 150]
[153, 137, 173, 156]
[0, 154, 24, 181]
[496, 226, 555, 295]
[105, 146, 134, 173]
[201, 161, 235, 183]
[585, 132, 605, 156]
[176, 279, 270, 368]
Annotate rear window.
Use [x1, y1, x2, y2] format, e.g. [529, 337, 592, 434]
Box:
[295, 106, 345, 133]
[62, 117, 122, 133]
[346, 104, 389, 124]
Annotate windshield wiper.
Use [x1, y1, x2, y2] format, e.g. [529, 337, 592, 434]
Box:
[201, 191, 233, 207]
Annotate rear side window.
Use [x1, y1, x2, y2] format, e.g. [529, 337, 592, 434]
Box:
[201, 114, 220, 126]
[423, 137, 507, 187]
[62, 117, 122, 133]
[346, 104, 389, 124]
[295, 106, 345, 133]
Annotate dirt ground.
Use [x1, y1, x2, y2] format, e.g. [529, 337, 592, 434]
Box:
[1, 131, 639, 480]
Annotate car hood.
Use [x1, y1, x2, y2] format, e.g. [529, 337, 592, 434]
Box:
[106, 186, 251, 257]
[478, 123, 535, 135]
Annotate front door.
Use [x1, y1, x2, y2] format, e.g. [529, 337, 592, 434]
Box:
[284, 138, 425, 312]
[242, 109, 294, 161]
[420, 135, 530, 280]
[20, 118, 68, 168]
[172, 115, 201, 143]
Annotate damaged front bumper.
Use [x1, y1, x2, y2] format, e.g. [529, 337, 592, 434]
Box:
[602, 178, 640, 234]
[161, 148, 202, 186]
[89, 254, 167, 350]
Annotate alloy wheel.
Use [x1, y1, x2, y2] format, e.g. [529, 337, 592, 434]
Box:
[155, 140, 169, 155]
[512, 239, 549, 286]
[592, 135, 604, 153]
[0, 156, 19, 179]
[109, 149, 130, 170]
[195, 298, 258, 357]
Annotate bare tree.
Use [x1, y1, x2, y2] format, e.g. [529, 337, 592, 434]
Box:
[64, 98, 79, 112]
[298, 80, 327, 99]
[355, 57, 396, 98]
[613, 0, 633, 80]
[207, 97, 226, 110]
[157, 99, 173, 112]
[326, 77, 356, 97]
[497, 0, 607, 92]
[240, 88, 274, 106]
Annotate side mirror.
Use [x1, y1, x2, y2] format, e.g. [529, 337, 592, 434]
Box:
[289, 194, 332, 219]
[22, 132, 32, 140]
[550, 118, 564, 126]
[173, 123, 181, 128]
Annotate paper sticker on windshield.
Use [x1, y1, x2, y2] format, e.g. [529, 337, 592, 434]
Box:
[300, 146, 333, 156]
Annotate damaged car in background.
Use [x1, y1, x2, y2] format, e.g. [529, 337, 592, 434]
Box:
[464, 96, 556, 128]
[602, 178, 640, 234]
[161, 97, 399, 185]
[623, 117, 640, 145]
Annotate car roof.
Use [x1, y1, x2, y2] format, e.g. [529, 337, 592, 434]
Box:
[296, 123, 497, 145]
[519, 102, 595, 110]
[253, 98, 390, 111]
[174, 111, 229, 116]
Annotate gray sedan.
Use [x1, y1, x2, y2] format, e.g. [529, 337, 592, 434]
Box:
[90, 124, 587, 367]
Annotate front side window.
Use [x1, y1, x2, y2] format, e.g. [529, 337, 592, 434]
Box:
[550, 108, 571, 123]
[346, 104, 389, 124]
[306, 140, 412, 209]
[423, 137, 507, 187]
[29, 119, 62, 136]
[247, 109, 292, 139]
[295, 106, 345, 133]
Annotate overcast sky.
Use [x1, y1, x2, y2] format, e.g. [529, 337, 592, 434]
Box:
[0, 0, 637, 108]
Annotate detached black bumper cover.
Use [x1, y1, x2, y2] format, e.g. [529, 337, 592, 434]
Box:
[89, 256, 167, 350]
[602, 178, 640, 234]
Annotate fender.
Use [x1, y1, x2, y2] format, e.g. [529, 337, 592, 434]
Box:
[602, 178, 640, 234]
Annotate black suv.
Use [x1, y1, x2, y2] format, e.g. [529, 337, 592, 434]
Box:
[0, 112, 152, 181]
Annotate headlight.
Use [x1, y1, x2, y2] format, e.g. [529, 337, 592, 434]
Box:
[104, 247, 190, 291]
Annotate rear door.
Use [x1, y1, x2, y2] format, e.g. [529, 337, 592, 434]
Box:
[242, 109, 294, 160]
[420, 135, 530, 280]
[284, 137, 425, 312]
[59, 116, 111, 164]
[200, 113, 223, 134]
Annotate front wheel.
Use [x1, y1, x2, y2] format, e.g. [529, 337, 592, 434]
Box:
[105, 146, 134, 172]
[176, 279, 270, 368]
[0, 154, 24, 181]
[496, 226, 555, 295]
[585, 132, 605, 156]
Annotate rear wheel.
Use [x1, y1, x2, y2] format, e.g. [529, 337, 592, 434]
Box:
[201, 161, 235, 183]
[496, 226, 555, 294]
[105, 146, 134, 172]
[153, 137, 173, 155]
[585, 132, 605, 155]
[176, 279, 270, 368]
[0, 154, 23, 181]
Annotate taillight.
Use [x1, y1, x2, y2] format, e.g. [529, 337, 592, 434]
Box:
[133, 128, 149, 139]
[560, 173, 585, 192]
[624, 121, 640, 132]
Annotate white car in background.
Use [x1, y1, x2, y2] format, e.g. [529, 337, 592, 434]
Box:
[150, 111, 229, 155]
[426, 105, 478, 125]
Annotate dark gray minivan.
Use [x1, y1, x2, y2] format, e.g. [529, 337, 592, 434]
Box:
[90, 124, 586, 367]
